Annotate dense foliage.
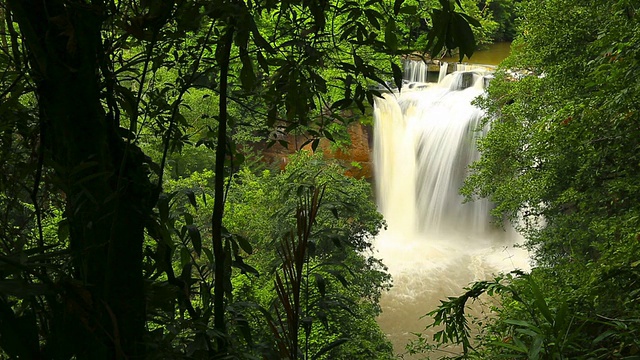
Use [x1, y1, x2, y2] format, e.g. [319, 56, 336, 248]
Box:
[413, 0, 640, 359]
[0, 0, 486, 359]
[397, 0, 520, 52]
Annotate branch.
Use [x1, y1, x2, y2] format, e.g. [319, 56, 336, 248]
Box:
[211, 21, 235, 354]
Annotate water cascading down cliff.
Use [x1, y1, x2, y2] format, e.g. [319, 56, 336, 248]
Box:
[374, 62, 504, 250]
[373, 61, 528, 351]
[374, 63, 492, 241]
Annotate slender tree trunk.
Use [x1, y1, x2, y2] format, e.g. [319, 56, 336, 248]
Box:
[212, 22, 235, 354]
[0, 5, 8, 52]
[8, 1, 155, 359]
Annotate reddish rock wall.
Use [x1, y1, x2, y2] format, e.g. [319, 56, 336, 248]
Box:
[318, 123, 373, 179]
[257, 122, 374, 179]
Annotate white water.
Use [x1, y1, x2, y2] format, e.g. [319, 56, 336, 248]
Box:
[403, 59, 430, 83]
[373, 64, 529, 357]
[438, 62, 448, 83]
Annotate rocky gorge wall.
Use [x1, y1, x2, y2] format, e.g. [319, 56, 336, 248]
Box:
[257, 121, 375, 179]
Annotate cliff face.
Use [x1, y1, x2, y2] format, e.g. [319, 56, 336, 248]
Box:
[320, 122, 373, 179]
[258, 122, 374, 179]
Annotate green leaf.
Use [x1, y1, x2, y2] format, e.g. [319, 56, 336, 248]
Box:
[236, 235, 253, 255]
[528, 335, 543, 360]
[391, 62, 403, 91]
[57, 219, 69, 242]
[157, 192, 176, 222]
[399, 5, 418, 15]
[364, 9, 381, 29]
[314, 273, 326, 297]
[202, 247, 214, 264]
[490, 340, 527, 353]
[179, 247, 191, 268]
[426, 9, 447, 57]
[515, 328, 539, 337]
[438, 0, 453, 10]
[186, 225, 202, 256]
[240, 54, 257, 90]
[593, 330, 615, 345]
[393, 0, 405, 15]
[331, 98, 352, 110]
[186, 190, 197, 209]
[183, 212, 194, 225]
[256, 51, 269, 73]
[385, 20, 398, 52]
[233, 258, 259, 275]
[527, 277, 554, 323]
[322, 129, 335, 142]
[458, 12, 481, 27]
[327, 269, 349, 288]
[452, 12, 476, 61]
[249, 17, 275, 54]
[504, 319, 542, 332]
[312, 338, 349, 359]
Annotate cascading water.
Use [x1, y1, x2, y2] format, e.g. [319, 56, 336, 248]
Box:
[373, 62, 529, 357]
[437, 61, 448, 83]
[403, 59, 430, 83]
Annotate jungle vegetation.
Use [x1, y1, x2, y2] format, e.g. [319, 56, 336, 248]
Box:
[0, 0, 503, 359]
[410, 0, 640, 359]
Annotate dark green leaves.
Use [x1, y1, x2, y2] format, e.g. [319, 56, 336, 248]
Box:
[240, 53, 256, 90]
[236, 235, 253, 255]
[450, 12, 477, 62]
[186, 190, 198, 209]
[312, 338, 349, 360]
[0, 309, 39, 359]
[364, 9, 381, 29]
[314, 273, 327, 297]
[424, 0, 479, 61]
[385, 20, 398, 52]
[391, 61, 403, 91]
[57, 220, 69, 242]
[393, 0, 405, 15]
[185, 224, 202, 256]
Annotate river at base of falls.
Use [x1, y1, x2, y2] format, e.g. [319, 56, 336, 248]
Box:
[373, 58, 530, 358]
[375, 230, 530, 358]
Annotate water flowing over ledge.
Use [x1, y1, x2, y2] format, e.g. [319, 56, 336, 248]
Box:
[373, 63, 530, 357]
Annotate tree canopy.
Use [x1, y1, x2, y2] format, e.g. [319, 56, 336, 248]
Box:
[412, 0, 640, 358]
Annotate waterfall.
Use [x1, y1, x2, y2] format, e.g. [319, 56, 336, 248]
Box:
[374, 69, 492, 239]
[454, 62, 494, 72]
[438, 61, 448, 83]
[373, 62, 529, 357]
[403, 59, 429, 83]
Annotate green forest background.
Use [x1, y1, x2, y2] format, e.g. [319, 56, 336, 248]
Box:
[0, 0, 639, 359]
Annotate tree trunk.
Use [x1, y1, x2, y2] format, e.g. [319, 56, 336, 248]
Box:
[8, 1, 155, 358]
[211, 22, 235, 355]
[0, 6, 7, 52]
